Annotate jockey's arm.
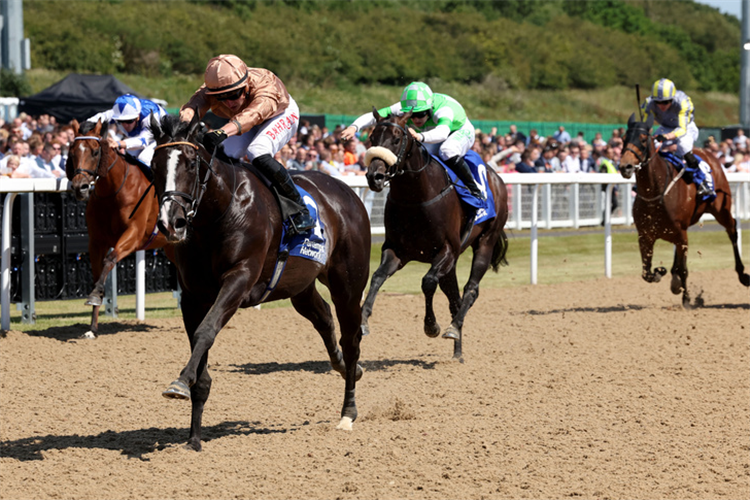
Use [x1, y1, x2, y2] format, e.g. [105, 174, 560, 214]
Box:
[671, 96, 694, 139]
[342, 103, 399, 141]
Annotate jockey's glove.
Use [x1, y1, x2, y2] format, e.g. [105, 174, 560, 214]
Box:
[654, 134, 666, 143]
[202, 129, 228, 153]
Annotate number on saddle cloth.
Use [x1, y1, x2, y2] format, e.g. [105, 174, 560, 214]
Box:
[434, 150, 496, 224]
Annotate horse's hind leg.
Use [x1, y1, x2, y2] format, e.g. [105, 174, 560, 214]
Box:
[638, 232, 666, 283]
[670, 240, 691, 308]
[443, 236, 496, 359]
[710, 198, 750, 287]
[422, 248, 457, 339]
[361, 247, 402, 336]
[290, 284, 359, 380]
[437, 269, 463, 360]
[327, 249, 370, 431]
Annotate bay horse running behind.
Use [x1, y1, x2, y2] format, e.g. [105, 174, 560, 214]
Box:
[66, 119, 173, 338]
[150, 114, 370, 451]
[619, 113, 749, 307]
[362, 110, 509, 361]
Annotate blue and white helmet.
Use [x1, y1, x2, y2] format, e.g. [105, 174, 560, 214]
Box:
[112, 94, 142, 121]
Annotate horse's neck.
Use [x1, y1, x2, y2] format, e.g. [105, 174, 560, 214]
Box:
[636, 142, 670, 194]
[94, 150, 127, 195]
[388, 148, 448, 204]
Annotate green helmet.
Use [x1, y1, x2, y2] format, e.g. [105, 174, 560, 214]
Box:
[400, 82, 433, 113]
[652, 78, 676, 102]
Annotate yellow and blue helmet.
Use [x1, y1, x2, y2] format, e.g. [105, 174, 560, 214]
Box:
[651, 78, 676, 102]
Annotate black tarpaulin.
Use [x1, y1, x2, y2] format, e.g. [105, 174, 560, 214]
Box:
[18, 73, 142, 123]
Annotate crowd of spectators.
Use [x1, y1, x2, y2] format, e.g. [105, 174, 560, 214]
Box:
[1, 112, 749, 181]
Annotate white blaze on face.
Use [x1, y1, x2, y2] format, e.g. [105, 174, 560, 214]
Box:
[160, 149, 183, 227]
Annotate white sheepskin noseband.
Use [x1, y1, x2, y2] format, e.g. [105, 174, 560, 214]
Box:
[364, 146, 398, 168]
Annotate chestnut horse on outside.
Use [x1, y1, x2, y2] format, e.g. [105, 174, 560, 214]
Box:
[150, 114, 370, 451]
[362, 110, 509, 361]
[619, 113, 749, 307]
[66, 119, 173, 338]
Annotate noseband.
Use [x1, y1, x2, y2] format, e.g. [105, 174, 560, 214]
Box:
[154, 141, 213, 224]
[622, 126, 660, 170]
[71, 135, 126, 196]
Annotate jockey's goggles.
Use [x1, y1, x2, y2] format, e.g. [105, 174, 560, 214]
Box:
[411, 110, 430, 119]
[215, 88, 245, 102]
[117, 118, 138, 125]
[654, 99, 672, 106]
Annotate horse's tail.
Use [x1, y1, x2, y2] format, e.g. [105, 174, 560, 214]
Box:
[490, 229, 509, 272]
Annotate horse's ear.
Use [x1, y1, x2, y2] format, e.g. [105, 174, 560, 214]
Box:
[372, 106, 383, 121]
[93, 119, 103, 137]
[187, 111, 202, 139]
[645, 113, 654, 130]
[627, 113, 636, 128]
[71, 119, 80, 136]
[150, 113, 162, 141]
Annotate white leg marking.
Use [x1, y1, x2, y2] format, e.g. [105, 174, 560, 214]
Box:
[336, 416, 354, 431]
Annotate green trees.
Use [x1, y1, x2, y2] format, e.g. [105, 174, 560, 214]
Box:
[24, 0, 741, 92]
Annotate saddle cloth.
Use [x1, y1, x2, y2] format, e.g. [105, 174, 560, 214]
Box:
[433, 150, 497, 224]
[260, 186, 327, 302]
[658, 151, 716, 202]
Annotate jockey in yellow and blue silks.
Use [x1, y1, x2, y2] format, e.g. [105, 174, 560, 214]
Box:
[341, 82, 485, 202]
[87, 94, 167, 167]
[641, 78, 714, 197]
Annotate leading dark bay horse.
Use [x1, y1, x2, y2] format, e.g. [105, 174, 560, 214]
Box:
[619, 113, 749, 307]
[362, 110, 509, 361]
[66, 119, 173, 338]
[150, 114, 370, 451]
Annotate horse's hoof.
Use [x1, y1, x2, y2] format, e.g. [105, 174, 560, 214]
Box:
[336, 416, 354, 431]
[162, 380, 190, 400]
[85, 296, 102, 307]
[79, 331, 97, 340]
[424, 322, 441, 338]
[740, 274, 750, 287]
[442, 325, 460, 340]
[655, 267, 667, 276]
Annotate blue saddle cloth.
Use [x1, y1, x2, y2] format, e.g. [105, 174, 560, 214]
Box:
[433, 150, 497, 224]
[658, 151, 716, 202]
[280, 187, 327, 264]
[260, 187, 327, 302]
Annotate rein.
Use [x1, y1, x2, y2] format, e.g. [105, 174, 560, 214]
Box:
[72, 135, 128, 198]
[376, 121, 432, 179]
[626, 134, 680, 203]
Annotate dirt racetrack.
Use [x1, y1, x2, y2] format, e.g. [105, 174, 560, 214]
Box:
[1, 269, 748, 500]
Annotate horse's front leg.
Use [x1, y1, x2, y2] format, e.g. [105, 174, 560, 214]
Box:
[82, 246, 116, 339]
[162, 269, 251, 451]
[422, 247, 458, 339]
[637, 231, 666, 283]
[361, 247, 402, 336]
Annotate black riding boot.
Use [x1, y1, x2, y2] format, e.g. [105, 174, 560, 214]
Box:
[253, 154, 316, 233]
[684, 152, 714, 198]
[445, 155, 486, 202]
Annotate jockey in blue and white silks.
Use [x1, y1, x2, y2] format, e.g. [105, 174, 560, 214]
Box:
[88, 94, 167, 167]
[640, 78, 713, 197]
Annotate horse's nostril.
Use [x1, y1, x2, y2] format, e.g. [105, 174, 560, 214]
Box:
[174, 218, 187, 230]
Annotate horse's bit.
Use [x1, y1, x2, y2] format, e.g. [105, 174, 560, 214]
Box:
[153, 141, 213, 224]
[72, 135, 127, 197]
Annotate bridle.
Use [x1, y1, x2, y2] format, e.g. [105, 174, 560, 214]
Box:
[71, 135, 127, 197]
[372, 121, 431, 180]
[153, 140, 233, 226]
[623, 126, 682, 203]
